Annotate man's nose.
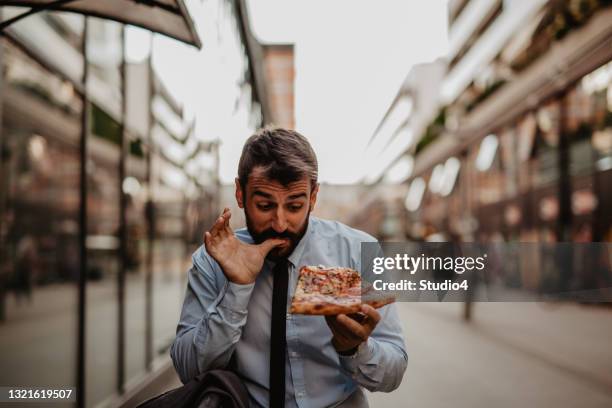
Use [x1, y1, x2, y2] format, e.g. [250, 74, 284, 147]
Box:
[271, 208, 288, 233]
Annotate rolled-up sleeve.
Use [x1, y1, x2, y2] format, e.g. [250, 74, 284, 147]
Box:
[170, 247, 255, 384]
[338, 303, 408, 392]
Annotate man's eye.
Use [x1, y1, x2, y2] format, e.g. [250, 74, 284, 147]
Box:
[257, 203, 272, 210]
[288, 204, 303, 211]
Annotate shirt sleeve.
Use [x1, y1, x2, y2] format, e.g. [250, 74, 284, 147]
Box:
[170, 246, 255, 384]
[337, 302, 408, 392]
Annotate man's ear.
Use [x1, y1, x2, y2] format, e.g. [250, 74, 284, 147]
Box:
[235, 178, 244, 209]
[309, 183, 319, 212]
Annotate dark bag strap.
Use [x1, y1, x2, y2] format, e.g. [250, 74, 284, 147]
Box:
[136, 368, 249, 408]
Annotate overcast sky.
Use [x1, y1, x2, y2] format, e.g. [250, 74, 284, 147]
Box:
[138, 0, 449, 185]
[246, 0, 449, 184]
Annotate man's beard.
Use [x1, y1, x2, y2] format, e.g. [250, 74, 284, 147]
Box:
[245, 209, 310, 260]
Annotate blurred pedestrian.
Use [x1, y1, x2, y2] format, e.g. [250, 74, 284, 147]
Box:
[13, 235, 37, 304]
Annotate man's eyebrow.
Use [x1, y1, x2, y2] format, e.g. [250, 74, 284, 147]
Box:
[250, 190, 307, 200]
[252, 190, 273, 199]
[287, 192, 307, 200]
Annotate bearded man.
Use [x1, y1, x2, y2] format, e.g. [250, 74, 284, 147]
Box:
[171, 128, 407, 408]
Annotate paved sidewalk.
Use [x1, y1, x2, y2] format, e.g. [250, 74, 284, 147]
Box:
[368, 302, 612, 408]
[145, 302, 612, 408]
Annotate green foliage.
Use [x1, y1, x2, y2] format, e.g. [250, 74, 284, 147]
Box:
[466, 80, 506, 113]
[416, 107, 446, 156]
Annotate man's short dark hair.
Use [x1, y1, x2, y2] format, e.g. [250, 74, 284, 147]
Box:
[238, 128, 318, 190]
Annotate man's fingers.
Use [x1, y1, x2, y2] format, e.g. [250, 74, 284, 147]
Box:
[222, 208, 231, 229]
[336, 314, 369, 341]
[221, 209, 233, 237]
[208, 209, 232, 238]
[326, 315, 357, 342]
[257, 238, 288, 255]
[360, 304, 381, 325]
[209, 215, 225, 237]
[346, 312, 367, 324]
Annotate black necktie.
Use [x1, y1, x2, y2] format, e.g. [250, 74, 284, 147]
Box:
[270, 259, 288, 408]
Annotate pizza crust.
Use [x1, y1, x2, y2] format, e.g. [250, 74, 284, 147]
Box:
[363, 296, 396, 310]
[290, 301, 362, 315]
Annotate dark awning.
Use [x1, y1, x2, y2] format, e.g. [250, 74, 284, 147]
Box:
[0, 0, 201, 48]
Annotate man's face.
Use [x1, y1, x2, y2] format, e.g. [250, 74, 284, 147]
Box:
[236, 167, 318, 259]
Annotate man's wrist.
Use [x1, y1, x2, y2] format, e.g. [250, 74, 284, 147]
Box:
[332, 337, 360, 356]
[221, 264, 256, 285]
[337, 339, 376, 375]
[227, 276, 256, 285]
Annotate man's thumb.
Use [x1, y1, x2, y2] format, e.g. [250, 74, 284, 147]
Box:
[258, 238, 287, 254]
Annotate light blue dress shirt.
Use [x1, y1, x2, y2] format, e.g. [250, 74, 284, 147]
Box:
[171, 216, 408, 407]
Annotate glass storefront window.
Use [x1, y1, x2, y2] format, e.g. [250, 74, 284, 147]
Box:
[517, 114, 537, 192]
[536, 100, 561, 148]
[1, 4, 255, 404]
[533, 144, 559, 187]
[535, 99, 561, 188]
[152, 179, 187, 356]
[516, 107, 560, 190]
[1, 40, 79, 396]
[85, 107, 120, 407]
[474, 133, 504, 206]
[3, 41, 81, 116]
[569, 60, 612, 241]
[499, 126, 518, 198]
[124, 147, 148, 383]
[592, 128, 612, 172]
[84, 18, 123, 406]
[581, 60, 612, 169]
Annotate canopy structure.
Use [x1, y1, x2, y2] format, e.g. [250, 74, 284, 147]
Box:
[0, 0, 201, 48]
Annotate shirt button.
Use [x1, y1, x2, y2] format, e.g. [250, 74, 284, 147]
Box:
[296, 391, 305, 398]
[286, 313, 291, 320]
[290, 351, 298, 358]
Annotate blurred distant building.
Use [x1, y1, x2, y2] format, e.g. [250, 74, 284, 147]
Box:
[0, 1, 270, 406]
[356, 60, 446, 239]
[363, 60, 446, 185]
[262, 43, 295, 128]
[215, 39, 294, 230]
[357, 0, 612, 246]
[311, 183, 368, 225]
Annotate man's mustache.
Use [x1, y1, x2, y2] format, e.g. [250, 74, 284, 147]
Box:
[256, 229, 300, 241]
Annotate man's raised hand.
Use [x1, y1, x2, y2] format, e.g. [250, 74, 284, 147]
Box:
[325, 304, 381, 354]
[204, 208, 286, 285]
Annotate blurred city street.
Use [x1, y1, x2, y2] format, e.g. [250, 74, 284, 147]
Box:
[1, 0, 611, 406]
[145, 301, 612, 408]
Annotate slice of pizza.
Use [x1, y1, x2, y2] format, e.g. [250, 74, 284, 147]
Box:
[289, 265, 395, 315]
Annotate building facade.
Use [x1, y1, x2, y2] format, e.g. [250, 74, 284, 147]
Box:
[0, 1, 268, 406]
[262, 43, 295, 129]
[411, 0, 612, 244]
[357, 0, 612, 246]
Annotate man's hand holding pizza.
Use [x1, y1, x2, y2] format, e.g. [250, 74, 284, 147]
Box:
[204, 208, 286, 285]
[325, 304, 381, 355]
